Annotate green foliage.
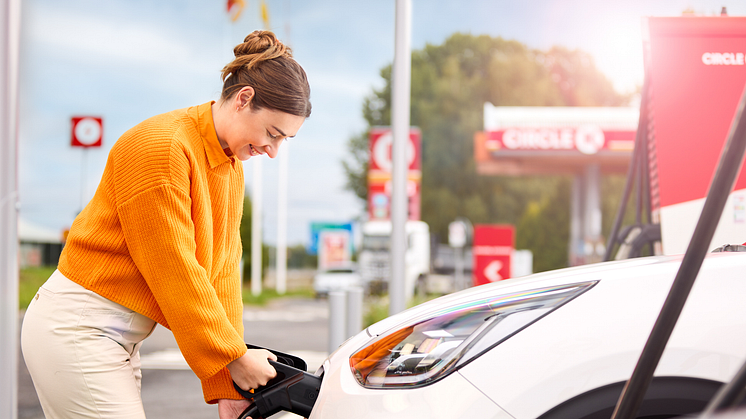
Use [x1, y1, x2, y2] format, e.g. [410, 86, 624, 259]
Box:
[287, 244, 318, 268]
[242, 287, 315, 306]
[601, 174, 650, 257]
[342, 33, 630, 268]
[19, 266, 56, 309]
[239, 195, 272, 281]
[363, 294, 439, 328]
[240, 196, 253, 255]
[239, 196, 253, 282]
[341, 131, 370, 204]
[515, 177, 572, 272]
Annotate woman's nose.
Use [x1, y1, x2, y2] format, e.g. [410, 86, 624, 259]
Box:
[264, 143, 278, 159]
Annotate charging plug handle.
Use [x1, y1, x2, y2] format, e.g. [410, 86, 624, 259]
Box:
[234, 360, 322, 418]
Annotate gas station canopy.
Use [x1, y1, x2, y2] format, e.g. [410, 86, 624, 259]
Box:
[474, 104, 639, 176]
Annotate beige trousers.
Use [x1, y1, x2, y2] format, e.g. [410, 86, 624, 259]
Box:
[21, 270, 157, 419]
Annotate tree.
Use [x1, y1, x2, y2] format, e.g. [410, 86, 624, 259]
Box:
[239, 196, 253, 282]
[342, 33, 630, 271]
[239, 195, 270, 282]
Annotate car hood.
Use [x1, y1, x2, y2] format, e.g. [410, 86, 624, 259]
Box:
[366, 255, 679, 337]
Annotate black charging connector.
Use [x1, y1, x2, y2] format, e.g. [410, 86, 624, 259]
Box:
[233, 344, 322, 419]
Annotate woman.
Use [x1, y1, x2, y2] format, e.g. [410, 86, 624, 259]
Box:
[21, 30, 311, 419]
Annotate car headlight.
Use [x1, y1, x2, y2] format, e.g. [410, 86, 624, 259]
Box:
[349, 281, 597, 388]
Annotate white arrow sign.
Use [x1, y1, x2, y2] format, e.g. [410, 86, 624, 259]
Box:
[484, 260, 503, 282]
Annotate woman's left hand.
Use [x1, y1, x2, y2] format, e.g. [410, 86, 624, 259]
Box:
[218, 398, 251, 419]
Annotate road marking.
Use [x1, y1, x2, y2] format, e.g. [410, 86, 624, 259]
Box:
[140, 349, 189, 370]
[242, 307, 328, 322]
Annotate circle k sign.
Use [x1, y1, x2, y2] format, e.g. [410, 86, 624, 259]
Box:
[369, 128, 421, 173]
[71, 117, 103, 148]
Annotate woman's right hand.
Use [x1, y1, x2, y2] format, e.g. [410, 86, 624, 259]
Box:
[227, 348, 278, 391]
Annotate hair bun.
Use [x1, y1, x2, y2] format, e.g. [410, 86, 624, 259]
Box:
[233, 30, 291, 62]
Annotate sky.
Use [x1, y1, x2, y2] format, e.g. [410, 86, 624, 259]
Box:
[17, 0, 746, 246]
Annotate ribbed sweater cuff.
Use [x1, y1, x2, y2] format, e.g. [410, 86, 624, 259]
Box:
[202, 368, 243, 404]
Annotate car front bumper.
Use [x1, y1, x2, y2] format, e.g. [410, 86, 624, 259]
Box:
[308, 332, 513, 419]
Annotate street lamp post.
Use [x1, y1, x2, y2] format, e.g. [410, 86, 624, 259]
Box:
[389, 0, 412, 316]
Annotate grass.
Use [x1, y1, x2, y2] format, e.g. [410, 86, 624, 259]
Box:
[19, 267, 315, 310]
[242, 286, 315, 306]
[19, 266, 56, 309]
[363, 293, 440, 328]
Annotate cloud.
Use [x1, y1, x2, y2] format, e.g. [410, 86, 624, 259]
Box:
[24, 3, 226, 79]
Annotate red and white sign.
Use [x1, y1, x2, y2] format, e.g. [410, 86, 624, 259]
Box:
[368, 127, 422, 221]
[472, 225, 514, 286]
[482, 128, 635, 155]
[646, 17, 746, 254]
[474, 106, 638, 176]
[71, 117, 103, 148]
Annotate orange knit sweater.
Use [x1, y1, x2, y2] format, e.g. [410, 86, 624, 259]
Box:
[58, 102, 247, 403]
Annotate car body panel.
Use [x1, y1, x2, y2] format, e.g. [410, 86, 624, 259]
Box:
[311, 253, 746, 418]
[460, 254, 746, 417]
[311, 334, 513, 419]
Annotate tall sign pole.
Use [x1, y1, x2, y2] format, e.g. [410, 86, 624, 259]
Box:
[71, 116, 104, 210]
[276, 5, 292, 296]
[1, 1, 21, 418]
[276, 142, 288, 295]
[389, 0, 411, 316]
[251, 3, 272, 296]
[251, 158, 263, 296]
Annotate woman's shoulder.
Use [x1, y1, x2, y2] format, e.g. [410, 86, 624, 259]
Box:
[106, 106, 205, 192]
[111, 106, 205, 158]
[121, 107, 193, 144]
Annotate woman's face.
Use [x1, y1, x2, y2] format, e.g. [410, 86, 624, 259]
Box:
[220, 88, 305, 161]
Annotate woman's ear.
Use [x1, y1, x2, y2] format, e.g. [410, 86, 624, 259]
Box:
[237, 86, 255, 111]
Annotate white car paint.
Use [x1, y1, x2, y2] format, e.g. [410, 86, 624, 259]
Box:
[309, 253, 746, 419]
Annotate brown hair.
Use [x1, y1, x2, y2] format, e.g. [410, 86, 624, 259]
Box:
[221, 30, 311, 118]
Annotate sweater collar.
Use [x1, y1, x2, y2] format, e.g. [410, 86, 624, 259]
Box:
[197, 101, 231, 168]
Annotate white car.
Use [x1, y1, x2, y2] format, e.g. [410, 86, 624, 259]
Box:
[313, 265, 363, 297]
[310, 252, 746, 419]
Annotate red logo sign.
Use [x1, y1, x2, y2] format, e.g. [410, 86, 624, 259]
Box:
[71, 117, 103, 148]
[368, 127, 422, 221]
[482, 128, 634, 155]
[472, 225, 514, 286]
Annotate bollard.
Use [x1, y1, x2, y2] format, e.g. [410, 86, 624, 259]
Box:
[346, 287, 364, 338]
[328, 291, 346, 354]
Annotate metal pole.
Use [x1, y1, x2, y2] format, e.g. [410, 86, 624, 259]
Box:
[611, 82, 746, 419]
[454, 246, 464, 291]
[584, 164, 602, 262]
[1, 1, 20, 418]
[276, 142, 288, 295]
[700, 357, 746, 416]
[570, 175, 583, 265]
[389, 0, 411, 316]
[80, 149, 87, 211]
[604, 76, 649, 261]
[328, 291, 346, 353]
[346, 287, 363, 338]
[251, 158, 263, 296]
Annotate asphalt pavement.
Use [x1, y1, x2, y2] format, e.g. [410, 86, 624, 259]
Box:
[18, 296, 330, 419]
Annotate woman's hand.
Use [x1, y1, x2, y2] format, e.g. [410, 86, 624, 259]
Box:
[227, 348, 278, 391]
[218, 398, 251, 419]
